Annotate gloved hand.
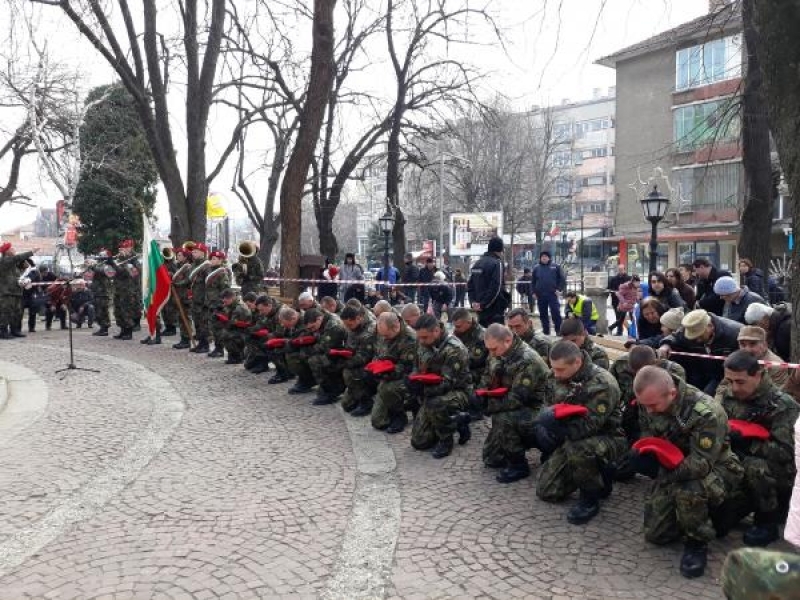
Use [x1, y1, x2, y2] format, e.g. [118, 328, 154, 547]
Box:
[532, 407, 566, 454]
[728, 429, 751, 454]
[405, 376, 425, 397]
[626, 449, 661, 479]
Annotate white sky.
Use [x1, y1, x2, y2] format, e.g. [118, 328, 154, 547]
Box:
[0, 0, 707, 234]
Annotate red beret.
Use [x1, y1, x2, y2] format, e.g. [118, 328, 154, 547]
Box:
[194, 243, 208, 253]
[119, 239, 135, 249]
[209, 250, 226, 260]
[0, 242, 11, 254]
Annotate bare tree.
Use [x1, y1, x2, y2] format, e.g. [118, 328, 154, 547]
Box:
[279, 0, 337, 296]
[32, 0, 228, 245]
[383, 0, 503, 267]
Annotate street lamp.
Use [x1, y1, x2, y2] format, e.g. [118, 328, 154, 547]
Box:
[640, 184, 670, 274]
[379, 204, 395, 292]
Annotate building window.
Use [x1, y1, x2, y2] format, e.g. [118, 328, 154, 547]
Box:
[674, 162, 741, 210]
[576, 202, 605, 215]
[554, 122, 572, 141]
[676, 34, 742, 91]
[554, 177, 571, 196]
[673, 99, 740, 151]
[574, 118, 612, 139]
[553, 150, 572, 167]
[578, 147, 608, 160]
[579, 174, 607, 187]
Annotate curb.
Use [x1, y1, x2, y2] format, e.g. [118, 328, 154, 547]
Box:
[0, 376, 7, 415]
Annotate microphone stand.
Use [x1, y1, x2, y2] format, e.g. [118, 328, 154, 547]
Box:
[54, 246, 100, 379]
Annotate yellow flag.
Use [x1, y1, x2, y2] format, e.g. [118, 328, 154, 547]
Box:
[206, 193, 227, 218]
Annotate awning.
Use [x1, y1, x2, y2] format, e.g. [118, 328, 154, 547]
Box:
[504, 228, 602, 245]
[597, 230, 734, 243]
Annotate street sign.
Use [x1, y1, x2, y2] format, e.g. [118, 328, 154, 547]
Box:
[449, 212, 503, 256]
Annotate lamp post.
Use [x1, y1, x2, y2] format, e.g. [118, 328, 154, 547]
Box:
[640, 184, 670, 274]
[579, 213, 585, 292]
[379, 204, 395, 293]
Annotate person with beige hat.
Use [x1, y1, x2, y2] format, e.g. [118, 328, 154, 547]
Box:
[736, 326, 790, 389]
[658, 309, 743, 395]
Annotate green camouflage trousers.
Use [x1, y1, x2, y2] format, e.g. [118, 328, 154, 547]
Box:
[0, 295, 22, 329]
[536, 435, 627, 501]
[191, 304, 209, 339]
[341, 368, 377, 411]
[741, 455, 790, 514]
[372, 380, 408, 430]
[643, 474, 726, 545]
[113, 292, 139, 328]
[208, 312, 224, 346]
[309, 354, 345, 392]
[286, 352, 316, 386]
[410, 391, 468, 450]
[93, 296, 111, 328]
[161, 296, 178, 328]
[219, 330, 246, 356]
[482, 407, 540, 466]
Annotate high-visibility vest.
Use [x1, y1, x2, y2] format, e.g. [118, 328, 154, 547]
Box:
[573, 295, 599, 322]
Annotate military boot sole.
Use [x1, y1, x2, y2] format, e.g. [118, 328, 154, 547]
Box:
[496, 467, 531, 484]
[566, 500, 600, 525]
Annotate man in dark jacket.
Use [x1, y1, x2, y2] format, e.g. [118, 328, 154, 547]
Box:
[531, 251, 565, 335]
[468, 237, 509, 327]
[401, 253, 419, 303]
[658, 309, 743, 395]
[693, 258, 731, 316]
[516, 268, 534, 311]
[417, 257, 435, 309]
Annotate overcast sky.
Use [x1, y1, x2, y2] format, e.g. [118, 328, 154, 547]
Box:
[0, 0, 706, 234]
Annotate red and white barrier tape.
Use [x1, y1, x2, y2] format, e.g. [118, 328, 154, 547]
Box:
[667, 349, 800, 371]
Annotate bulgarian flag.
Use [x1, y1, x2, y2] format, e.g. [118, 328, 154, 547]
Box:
[142, 221, 172, 338]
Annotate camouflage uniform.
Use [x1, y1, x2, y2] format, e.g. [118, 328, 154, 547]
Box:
[453, 319, 488, 387]
[610, 355, 686, 444]
[171, 261, 194, 340]
[112, 256, 142, 329]
[306, 313, 349, 395]
[0, 251, 33, 334]
[245, 297, 281, 364]
[89, 260, 114, 329]
[536, 355, 627, 501]
[272, 320, 307, 383]
[481, 336, 551, 466]
[160, 259, 179, 330]
[372, 324, 417, 430]
[518, 327, 553, 364]
[718, 377, 798, 517]
[638, 377, 743, 545]
[410, 331, 471, 449]
[721, 548, 800, 600]
[581, 336, 609, 370]
[204, 265, 231, 345]
[233, 255, 265, 296]
[190, 259, 212, 342]
[340, 318, 378, 411]
[218, 299, 251, 360]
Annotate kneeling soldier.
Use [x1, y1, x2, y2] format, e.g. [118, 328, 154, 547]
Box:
[339, 304, 378, 416]
[214, 289, 251, 364]
[303, 307, 348, 406]
[631, 366, 743, 579]
[451, 308, 489, 418]
[719, 350, 798, 548]
[559, 318, 609, 370]
[535, 341, 626, 525]
[245, 296, 280, 374]
[267, 306, 303, 385]
[370, 312, 417, 433]
[480, 324, 551, 482]
[408, 314, 471, 459]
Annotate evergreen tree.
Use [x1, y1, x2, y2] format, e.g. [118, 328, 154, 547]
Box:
[73, 84, 158, 255]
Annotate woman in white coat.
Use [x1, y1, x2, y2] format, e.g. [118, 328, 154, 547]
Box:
[786, 414, 800, 548]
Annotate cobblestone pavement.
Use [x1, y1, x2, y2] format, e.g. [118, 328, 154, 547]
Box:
[0, 328, 793, 599]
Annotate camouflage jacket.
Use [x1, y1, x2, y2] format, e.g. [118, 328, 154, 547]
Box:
[234, 255, 264, 296]
[519, 327, 553, 364]
[272, 321, 308, 355]
[171, 261, 193, 304]
[306, 313, 348, 357]
[0, 252, 33, 296]
[204, 266, 231, 309]
[454, 320, 488, 383]
[479, 335, 550, 414]
[110, 256, 141, 297]
[610, 355, 686, 404]
[375, 324, 417, 381]
[414, 331, 470, 396]
[549, 352, 622, 441]
[190, 259, 211, 306]
[719, 377, 799, 471]
[343, 319, 376, 370]
[582, 337, 609, 370]
[249, 298, 281, 335]
[89, 261, 114, 298]
[640, 376, 738, 482]
[220, 300, 251, 334]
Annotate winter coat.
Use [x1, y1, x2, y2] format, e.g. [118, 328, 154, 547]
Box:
[769, 303, 792, 362]
[531, 260, 565, 296]
[615, 280, 639, 312]
[676, 282, 696, 309]
[696, 266, 732, 315]
[722, 286, 767, 324]
[338, 262, 363, 298]
[741, 268, 765, 297]
[649, 287, 685, 311]
[786, 415, 800, 548]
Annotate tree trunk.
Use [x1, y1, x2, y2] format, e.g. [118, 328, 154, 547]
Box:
[739, 0, 774, 281]
[279, 0, 337, 297]
[751, 0, 800, 360]
[386, 112, 407, 267]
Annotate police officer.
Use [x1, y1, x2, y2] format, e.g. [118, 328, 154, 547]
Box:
[467, 237, 509, 328]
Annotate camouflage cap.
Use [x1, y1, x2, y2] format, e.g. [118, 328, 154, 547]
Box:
[721, 548, 800, 600]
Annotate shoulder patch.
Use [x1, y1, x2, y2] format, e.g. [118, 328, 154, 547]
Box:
[597, 403, 607, 414]
[698, 436, 713, 450]
[693, 401, 712, 417]
[521, 377, 532, 386]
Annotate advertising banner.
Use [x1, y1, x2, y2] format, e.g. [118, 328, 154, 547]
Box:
[449, 212, 503, 256]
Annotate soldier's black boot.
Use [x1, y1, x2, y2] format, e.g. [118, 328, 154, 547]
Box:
[679, 542, 707, 578]
[312, 384, 338, 405]
[113, 328, 125, 339]
[452, 412, 471, 445]
[386, 412, 408, 434]
[93, 326, 109, 337]
[743, 512, 780, 547]
[496, 454, 531, 484]
[10, 328, 26, 338]
[140, 336, 152, 344]
[288, 380, 315, 395]
[118, 327, 133, 340]
[431, 436, 454, 459]
[226, 352, 243, 365]
[208, 345, 224, 358]
[243, 355, 258, 370]
[172, 336, 190, 349]
[161, 325, 177, 337]
[567, 489, 601, 525]
[0, 327, 9, 340]
[268, 370, 291, 384]
[599, 465, 615, 499]
[191, 338, 210, 354]
[350, 399, 374, 417]
[152, 332, 162, 345]
[248, 358, 270, 374]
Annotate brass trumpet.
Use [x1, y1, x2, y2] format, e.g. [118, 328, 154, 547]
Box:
[238, 240, 258, 258]
[162, 247, 175, 261]
[182, 241, 197, 252]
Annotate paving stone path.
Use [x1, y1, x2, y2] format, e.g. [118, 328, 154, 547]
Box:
[0, 328, 790, 599]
